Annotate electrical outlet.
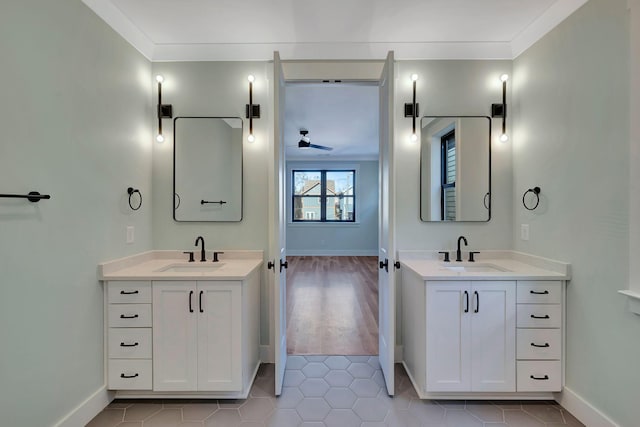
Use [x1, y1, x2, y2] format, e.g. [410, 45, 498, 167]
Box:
[520, 224, 530, 241]
[126, 226, 135, 244]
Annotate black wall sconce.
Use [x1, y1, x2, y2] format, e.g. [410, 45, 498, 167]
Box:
[404, 74, 420, 142]
[156, 75, 173, 143]
[492, 74, 509, 142]
[246, 75, 261, 142]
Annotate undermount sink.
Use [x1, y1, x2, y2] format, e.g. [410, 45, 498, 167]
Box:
[156, 263, 225, 273]
[440, 263, 510, 273]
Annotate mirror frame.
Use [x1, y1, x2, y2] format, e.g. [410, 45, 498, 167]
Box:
[173, 116, 244, 222]
[419, 115, 492, 222]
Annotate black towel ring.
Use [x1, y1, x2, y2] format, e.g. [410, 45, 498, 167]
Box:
[522, 187, 541, 211]
[127, 187, 142, 211]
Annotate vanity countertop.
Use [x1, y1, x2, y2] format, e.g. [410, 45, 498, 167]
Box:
[99, 250, 263, 281]
[400, 250, 570, 281]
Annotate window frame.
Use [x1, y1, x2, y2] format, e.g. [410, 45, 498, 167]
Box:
[440, 129, 456, 221]
[291, 169, 356, 223]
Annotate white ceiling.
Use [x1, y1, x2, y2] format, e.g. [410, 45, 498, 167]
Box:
[284, 84, 380, 161]
[83, 0, 588, 61]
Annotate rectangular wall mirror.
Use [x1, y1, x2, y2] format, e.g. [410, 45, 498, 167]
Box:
[420, 116, 491, 222]
[173, 117, 243, 222]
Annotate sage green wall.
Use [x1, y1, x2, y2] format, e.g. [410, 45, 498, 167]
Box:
[0, 1, 153, 425]
[512, 0, 637, 425]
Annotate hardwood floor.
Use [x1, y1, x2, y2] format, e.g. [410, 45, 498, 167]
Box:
[286, 256, 379, 355]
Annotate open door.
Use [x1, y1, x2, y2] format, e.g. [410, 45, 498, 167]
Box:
[378, 51, 396, 396]
[271, 51, 288, 396]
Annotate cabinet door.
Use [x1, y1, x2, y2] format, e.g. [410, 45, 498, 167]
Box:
[470, 282, 516, 392]
[197, 281, 242, 391]
[426, 282, 471, 392]
[153, 282, 198, 391]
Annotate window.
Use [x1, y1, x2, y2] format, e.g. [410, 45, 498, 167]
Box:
[292, 170, 356, 222]
[441, 130, 456, 221]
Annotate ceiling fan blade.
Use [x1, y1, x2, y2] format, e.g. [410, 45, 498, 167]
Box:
[309, 143, 333, 151]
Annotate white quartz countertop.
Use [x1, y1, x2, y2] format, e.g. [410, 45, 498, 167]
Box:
[99, 250, 263, 281]
[399, 250, 570, 281]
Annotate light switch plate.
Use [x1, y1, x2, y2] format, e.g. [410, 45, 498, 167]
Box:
[520, 224, 530, 241]
[126, 226, 135, 244]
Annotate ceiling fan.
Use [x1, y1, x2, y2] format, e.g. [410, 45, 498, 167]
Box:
[298, 129, 333, 151]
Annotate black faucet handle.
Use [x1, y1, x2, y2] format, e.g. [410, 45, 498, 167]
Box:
[468, 251, 480, 262]
[438, 251, 450, 262]
[183, 251, 195, 262]
[212, 251, 225, 262]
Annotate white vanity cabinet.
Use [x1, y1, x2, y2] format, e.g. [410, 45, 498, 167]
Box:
[425, 281, 516, 392]
[153, 281, 241, 392]
[102, 259, 261, 399]
[401, 261, 567, 400]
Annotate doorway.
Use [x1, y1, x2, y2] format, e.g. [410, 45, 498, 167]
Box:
[282, 81, 380, 355]
[272, 53, 396, 396]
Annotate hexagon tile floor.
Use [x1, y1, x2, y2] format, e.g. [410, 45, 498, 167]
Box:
[87, 355, 585, 427]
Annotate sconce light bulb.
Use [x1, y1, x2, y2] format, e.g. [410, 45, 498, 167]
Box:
[410, 74, 419, 82]
[247, 134, 255, 143]
[156, 134, 165, 143]
[410, 133, 418, 142]
[155, 75, 164, 83]
[500, 74, 509, 82]
[500, 133, 509, 142]
[247, 75, 255, 83]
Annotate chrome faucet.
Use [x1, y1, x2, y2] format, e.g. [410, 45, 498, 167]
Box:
[195, 236, 206, 262]
[456, 236, 468, 262]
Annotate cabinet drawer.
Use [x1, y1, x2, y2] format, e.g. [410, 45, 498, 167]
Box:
[517, 281, 561, 304]
[517, 329, 561, 360]
[108, 359, 152, 390]
[108, 328, 152, 359]
[108, 281, 151, 304]
[517, 304, 561, 328]
[108, 304, 152, 327]
[517, 361, 561, 392]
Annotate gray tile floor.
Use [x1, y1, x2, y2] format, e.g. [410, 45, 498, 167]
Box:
[88, 356, 585, 426]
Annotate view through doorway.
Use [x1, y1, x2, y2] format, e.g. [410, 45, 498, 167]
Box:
[283, 81, 380, 356]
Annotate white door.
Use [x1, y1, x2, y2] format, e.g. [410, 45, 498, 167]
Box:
[197, 282, 242, 391]
[426, 282, 472, 392]
[271, 51, 288, 396]
[470, 281, 516, 392]
[378, 51, 396, 396]
[152, 282, 198, 391]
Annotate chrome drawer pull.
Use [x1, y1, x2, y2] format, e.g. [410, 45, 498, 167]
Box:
[530, 314, 550, 319]
[530, 290, 549, 295]
[120, 290, 139, 295]
[530, 375, 549, 380]
[120, 342, 139, 347]
[531, 342, 550, 348]
[120, 373, 139, 379]
[120, 314, 139, 319]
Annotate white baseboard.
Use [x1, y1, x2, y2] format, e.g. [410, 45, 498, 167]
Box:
[286, 249, 378, 256]
[53, 385, 114, 427]
[555, 387, 619, 427]
[260, 345, 273, 363]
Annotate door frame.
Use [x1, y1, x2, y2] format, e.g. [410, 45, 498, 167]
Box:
[269, 54, 397, 394]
